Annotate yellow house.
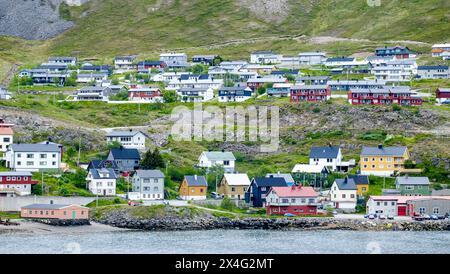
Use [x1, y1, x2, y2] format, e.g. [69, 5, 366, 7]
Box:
[217, 173, 251, 200]
[360, 145, 410, 176]
[348, 175, 370, 196]
[179, 175, 208, 200]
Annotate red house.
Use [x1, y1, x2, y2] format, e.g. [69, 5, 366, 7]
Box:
[136, 61, 167, 72]
[436, 88, 450, 104]
[348, 86, 422, 106]
[0, 171, 38, 196]
[128, 87, 163, 102]
[265, 185, 319, 216]
[290, 85, 331, 102]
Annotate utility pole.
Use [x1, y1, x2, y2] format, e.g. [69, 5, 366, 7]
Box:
[77, 128, 81, 167]
[41, 172, 44, 196]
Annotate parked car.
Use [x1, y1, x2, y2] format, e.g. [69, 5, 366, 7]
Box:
[430, 215, 439, 220]
[368, 214, 375, 220]
[211, 192, 223, 199]
[332, 210, 338, 215]
[128, 200, 143, 206]
[387, 215, 394, 220]
[364, 214, 370, 219]
[378, 214, 386, 220]
[284, 213, 296, 217]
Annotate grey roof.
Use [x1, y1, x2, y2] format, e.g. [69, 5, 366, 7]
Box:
[348, 175, 369, 185]
[417, 65, 449, 70]
[185, 175, 208, 187]
[361, 146, 407, 157]
[382, 189, 402, 195]
[21, 204, 84, 210]
[106, 130, 143, 137]
[291, 85, 328, 90]
[135, 170, 165, 178]
[110, 148, 141, 160]
[334, 178, 357, 190]
[203, 151, 236, 161]
[309, 146, 340, 159]
[10, 143, 60, 152]
[89, 168, 117, 179]
[266, 173, 294, 183]
[395, 176, 430, 186]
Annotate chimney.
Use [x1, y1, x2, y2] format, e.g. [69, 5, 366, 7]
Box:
[50, 200, 54, 205]
[277, 171, 281, 175]
[129, 129, 132, 132]
[378, 144, 383, 150]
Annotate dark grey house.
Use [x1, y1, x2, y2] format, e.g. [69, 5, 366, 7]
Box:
[106, 147, 141, 173]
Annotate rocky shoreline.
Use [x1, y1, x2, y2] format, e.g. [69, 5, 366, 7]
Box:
[93, 209, 450, 232]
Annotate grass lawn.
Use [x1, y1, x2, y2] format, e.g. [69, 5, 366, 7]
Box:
[0, 212, 20, 219]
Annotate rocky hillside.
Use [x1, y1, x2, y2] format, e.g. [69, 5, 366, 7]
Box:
[0, 0, 74, 40]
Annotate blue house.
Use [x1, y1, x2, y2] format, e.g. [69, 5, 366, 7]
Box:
[245, 177, 288, 207]
[375, 46, 414, 58]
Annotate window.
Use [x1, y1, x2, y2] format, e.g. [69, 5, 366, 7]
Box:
[223, 160, 230, 166]
[351, 194, 355, 198]
[364, 158, 368, 162]
[419, 207, 426, 214]
[362, 187, 367, 191]
[342, 194, 346, 199]
[433, 208, 439, 214]
[26, 154, 34, 159]
[40, 154, 47, 159]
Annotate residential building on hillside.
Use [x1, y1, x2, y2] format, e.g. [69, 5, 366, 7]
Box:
[159, 53, 189, 69]
[4, 143, 62, 172]
[395, 176, 431, 196]
[329, 178, 357, 212]
[290, 85, 331, 102]
[416, 65, 449, 79]
[348, 86, 422, 106]
[39, 63, 68, 72]
[279, 56, 300, 69]
[291, 164, 330, 188]
[267, 83, 292, 97]
[296, 76, 330, 85]
[371, 59, 417, 82]
[76, 73, 108, 84]
[179, 175, 208, 200]
[245, 177, 288, 207]
[217, 173, 251, 200]
[0, 171, 38, 196]
[266, 172, 295, 186]
[327, 80, 385, 91]
[432, 44, 450, 57]
[324, 57, 357, 67]
[242, 64, 276, 74]
[128, 87, 163, 103]
[218, 86, 252, 102]
[86, 168, 117, 196]
[360, 145, 410, 176]
[114, 56, 136, 72]
[266, 186, 319, 216]
[250, 51, 282, 64]
[436, 88, 450, 104]
[348, 175, 370, 196]
[166, 78, 223, 91]
[308, 146, 342, 172]
[74, 86, 111, 101]
[177, 87, 214, 102]
[130, 170, 165, 200]
[106, 130, 146, 150]
[246, 76, 286, 91]
[48, 56, 77, 66]
[106, 147, 141, 173]
[192, 55, 218, 66]
[21, 204, 89, 220]
[0, 87, 12, 100]
[136, 61, 167, 73]
[197, 151, 236, 173]
[0, 119, 13, 153]
[367, 196, 450, 216]
[298, 52, 327, 66]
[375, 46, 415, 59]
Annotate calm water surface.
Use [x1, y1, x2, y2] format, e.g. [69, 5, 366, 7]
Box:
[1, 230, 449, 254]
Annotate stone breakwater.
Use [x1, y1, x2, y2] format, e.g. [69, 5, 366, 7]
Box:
[32, 219, 90, 226]
[94, 209, 450, 232]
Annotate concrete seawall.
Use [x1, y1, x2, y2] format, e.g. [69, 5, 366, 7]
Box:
[0, 196, 96, 211]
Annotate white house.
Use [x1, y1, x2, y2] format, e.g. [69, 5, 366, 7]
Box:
[86, 168, 117, 196]
[0, 119, 14, 153]
[416, 66, 449, 79]
[177, 87, 214, 102]
[74, 86, 111, 101]
[432, 44, 450, 57]
[309, 146, 342, 172]
[114, 56, 136, 72]
[371, 59, 418, 82]
[298, 52, 327, 66]
[166, 78, 223, 90]
[197, 151, 236, 172]
[0, 171, 38, 196]
[250, 51, 282, 64]
[218, 86, 253, 102]
[159, 53, 189, 68]
[0, 87, 12, 100]
[76, 73, 109, 84]
[366, 196, 399, 216]
[329, 178, 357, 212]
[4, 143, 62, 172]
[48, 56, 77, 66]
[106, 130, 146, 150]
[130, 169, 165, 200]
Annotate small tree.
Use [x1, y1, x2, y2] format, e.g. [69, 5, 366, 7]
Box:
[163, 89, 178, 103]
[141, 147, 166, 170]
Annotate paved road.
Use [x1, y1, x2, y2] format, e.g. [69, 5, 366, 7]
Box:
[334, 214, 412, 221]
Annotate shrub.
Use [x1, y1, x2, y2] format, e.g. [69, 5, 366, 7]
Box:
[220, 197, 236, 211]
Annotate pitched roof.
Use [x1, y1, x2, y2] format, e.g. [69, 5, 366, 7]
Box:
[110, 148, 140, 160]
[223, 173, 251, 186]
[21, 204, 87, 210]
[88, 160, 119, 170]
[418, 65, 449, 70]
[184, 175, 208, 187]
[266, 173, 295, 183]
[270, 186, 318, 198]
[361, 146, 407, 157]
[334, 178, 357, 190]
[10, 143, 60, 152]
[309, 146, 340, 159]
[106, 130, 144, 137]
[0, 171, 33, 177]
[135, 169, 165, 178]
[0, 127, 13, 135]
[202, 151, 236, 161]
[89, 168, 117, 180]
[348, 175, 369, 185]
[292, 164, 329, 173]
[395, 176, 430, 186]
[253, 177, 287, 187]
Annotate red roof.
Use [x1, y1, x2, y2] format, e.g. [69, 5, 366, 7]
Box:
[0, 127, 13, 135]
[271, 186, 318, 198]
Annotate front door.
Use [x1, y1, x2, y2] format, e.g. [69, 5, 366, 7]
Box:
[72, 211, 76, 219]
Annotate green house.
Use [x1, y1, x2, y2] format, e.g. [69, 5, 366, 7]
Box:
[395, 176, 431, 196]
